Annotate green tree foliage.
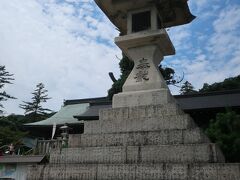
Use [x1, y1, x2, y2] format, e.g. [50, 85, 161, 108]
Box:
[0, 113, 54, 147]
[179, 81, 197, 95]
[205, 110, 240, 162]
[108, 55, 134, 99]
[199, 75, 240, 93]
[0, 127, 27, 147]
[19, 83, 52, 116]
[0, 117, 27, 147]
[108, 55, 183, 99]
[0, 65, 16, 114]
[159, 65, 183, 85]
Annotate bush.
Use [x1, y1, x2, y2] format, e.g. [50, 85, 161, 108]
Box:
[205, 110, 240, 162]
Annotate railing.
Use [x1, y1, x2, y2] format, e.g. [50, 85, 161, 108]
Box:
[1, 139, 66, 156]
[0, 145, 9, 155]
[0, 144, 32, 156]
[35, 139, 64, 155]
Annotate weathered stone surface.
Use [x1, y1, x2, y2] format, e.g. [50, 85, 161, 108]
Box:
[113, 34, 174, 108]
[115, 29, 175, 57]
[113, 89, 174, 108]
[97, 164, 136, 180]
[27, 164, 97, 180]
[28, 102, 237, 179]
[28, 99, 237, 179]
[69, 128, 209, 148]
[83, 103, 198, 134]
[84, 114, 195, 134]
[50, 144, 224, 164]
[27, 163, 240, 180]
[50, 146, 126, 164]
[83, 103, 196, 134]
[100, 103, 184, 120]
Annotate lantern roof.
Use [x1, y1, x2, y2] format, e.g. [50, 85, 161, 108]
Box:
[95, 0, 196, 34]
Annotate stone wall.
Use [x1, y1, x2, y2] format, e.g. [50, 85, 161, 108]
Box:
[28, 163, 240, 180]
[28, 103, 240, 179]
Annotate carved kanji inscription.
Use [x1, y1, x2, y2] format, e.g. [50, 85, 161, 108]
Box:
[134, 58, 150, 82]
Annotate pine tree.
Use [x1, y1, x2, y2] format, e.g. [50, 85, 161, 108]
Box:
[179, 81, 196, 95]
[19, 83, 52, 115]
[0, 65, 16, 114]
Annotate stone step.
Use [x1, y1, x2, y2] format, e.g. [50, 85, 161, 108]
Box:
[100, 103, 184, 121]
[27, 163, 240, 180]
[50, 144, 224, 164]
[69, 128, 209, 148]
[84, 114, 195, 134]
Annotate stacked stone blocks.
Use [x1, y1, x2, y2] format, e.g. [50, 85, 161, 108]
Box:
[27, 102, 240, 179]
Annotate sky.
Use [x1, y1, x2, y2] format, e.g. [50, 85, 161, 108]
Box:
[0, 0, 240, 115]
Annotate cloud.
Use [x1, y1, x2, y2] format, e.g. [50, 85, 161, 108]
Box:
[168, 2, 240, 94]
[0, 0, 239, 114]
[213, 5, 240, 33]
[207, 4, 240, 66]
[0, 0, 121, 114]
[168, 26, 191, 51]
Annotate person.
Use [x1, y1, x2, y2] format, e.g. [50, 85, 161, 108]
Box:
[9, 143, 15, 155]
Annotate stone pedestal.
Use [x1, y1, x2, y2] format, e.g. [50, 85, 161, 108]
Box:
[27, 20, 240, 180]
[27, 103, 240, 180]
[113, 89, 174, 108]
[113, 29, 175, 108]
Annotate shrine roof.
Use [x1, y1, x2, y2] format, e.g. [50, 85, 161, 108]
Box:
[24, 103, 89, 126]
[24, 90, 240, 126]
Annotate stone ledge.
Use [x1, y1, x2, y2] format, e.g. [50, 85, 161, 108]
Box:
[113, 89, 174, 108]
[84, 114, 196, 134]
[50, 144, 224, 164]
[27, 163, 240, 180]
[99, 103, 184, 121]
[69, 128, 209, 148]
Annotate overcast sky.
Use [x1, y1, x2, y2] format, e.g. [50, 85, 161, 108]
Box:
[1, 0, 240, 115]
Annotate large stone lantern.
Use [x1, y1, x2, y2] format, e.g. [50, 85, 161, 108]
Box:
[95, 0, 195, 108]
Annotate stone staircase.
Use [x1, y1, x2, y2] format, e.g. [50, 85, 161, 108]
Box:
[27, 103, 240, 179]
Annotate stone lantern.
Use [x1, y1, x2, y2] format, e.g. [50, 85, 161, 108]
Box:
[60, 123, 71, 147]
[95, 0, 195, 108]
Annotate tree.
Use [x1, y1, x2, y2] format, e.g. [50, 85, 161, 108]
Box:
[205, 110, 240, 162]
[108, 55, 183, 99]
[179, 81, 196, 95]
[19, 83, 52, 115]
[0, 65, 16, 114]
[159, 65, 183, 86]
[199, 75, 240, 93]
[0, 117, 27, 147]
[108, 55, 134, 99]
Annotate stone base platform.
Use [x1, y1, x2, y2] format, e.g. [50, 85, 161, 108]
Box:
[28, 163, 240, 180]
[69, 128, 209, 147]
[50, 144, 224, 164]
[113, 89, 174, 108]
[28, 102, 240, 180]
[84, 103, 196, 134]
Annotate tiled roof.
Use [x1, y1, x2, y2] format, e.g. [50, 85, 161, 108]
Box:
[25, 103, 89, 126]
[25, 90, 240, 126]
